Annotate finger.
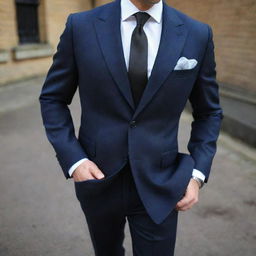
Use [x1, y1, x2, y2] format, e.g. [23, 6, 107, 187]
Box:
[176, 195, 190, 208]
[178, 205, 192, 211]
[176, 202, 189, 211]
[74, 172, 94, 182]
[179, 200, 196, 211]
[176, 195, 195, 210]
[178, 201, 194, 211]
[90, 167, 105, 179]
[178, 197, 198, 211]
[85, 172, 95, 180]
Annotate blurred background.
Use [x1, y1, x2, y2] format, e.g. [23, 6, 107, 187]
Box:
[0, 0, 255, 255]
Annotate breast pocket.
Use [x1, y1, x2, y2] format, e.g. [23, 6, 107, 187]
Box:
[171, 67, 198, 79]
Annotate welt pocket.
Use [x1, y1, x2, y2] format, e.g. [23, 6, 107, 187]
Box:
[161, 150, 178, 168]
[172, 68, 197, 78]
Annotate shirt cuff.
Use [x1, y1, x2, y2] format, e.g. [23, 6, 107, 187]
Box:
[192, 169, 205, 182]
[68, 158, 89, 177]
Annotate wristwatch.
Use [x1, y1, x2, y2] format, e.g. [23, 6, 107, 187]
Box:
[192, 176, 204, 189]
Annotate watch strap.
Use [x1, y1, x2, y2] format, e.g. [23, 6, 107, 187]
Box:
[192, 176, 204, 189]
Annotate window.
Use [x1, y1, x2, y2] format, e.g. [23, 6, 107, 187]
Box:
[15, 0, 40, 44]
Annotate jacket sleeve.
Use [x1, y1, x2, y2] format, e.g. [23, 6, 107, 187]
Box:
[39, 13, 88, 179]
[187, 24, 224, 183]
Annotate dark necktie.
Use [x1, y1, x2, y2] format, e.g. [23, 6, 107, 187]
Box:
[128, 12, 151, 108]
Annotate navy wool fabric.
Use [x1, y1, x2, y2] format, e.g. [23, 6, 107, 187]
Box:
[39, 0, 223, 225]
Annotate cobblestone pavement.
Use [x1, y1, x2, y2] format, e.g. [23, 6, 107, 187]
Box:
[0, 77, 255, 256]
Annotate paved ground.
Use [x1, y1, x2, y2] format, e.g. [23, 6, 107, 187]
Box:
[0, 76, 256, 256]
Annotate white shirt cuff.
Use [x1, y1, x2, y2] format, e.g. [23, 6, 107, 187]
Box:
[192, 169, 205, 182]
[69, 160, 205, 182]
[68, 158, 89, 177]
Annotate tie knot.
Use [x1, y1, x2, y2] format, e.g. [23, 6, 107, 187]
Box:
[133, 12, 151, 28]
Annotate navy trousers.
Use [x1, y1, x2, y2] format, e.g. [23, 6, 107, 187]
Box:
[74, 162, 179, 256]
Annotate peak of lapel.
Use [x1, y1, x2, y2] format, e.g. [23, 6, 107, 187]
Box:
[93, 0, 189, 117]
[93, 0, 135, 110]
[132, 1, 189, 120]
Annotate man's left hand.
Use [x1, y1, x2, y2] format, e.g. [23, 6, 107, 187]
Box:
[175, 178, 200, 211]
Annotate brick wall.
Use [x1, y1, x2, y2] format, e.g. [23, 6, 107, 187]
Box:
[0, 0, 18, 49]
[95, 0, 256, 95]
[0, 0, 92, 86]
[44, 0, 91, 47]
[169, 0, 256, 94]
[1, 0, 255, 95]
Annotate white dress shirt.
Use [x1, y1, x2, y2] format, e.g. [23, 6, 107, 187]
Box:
[69, 0, 206, 183]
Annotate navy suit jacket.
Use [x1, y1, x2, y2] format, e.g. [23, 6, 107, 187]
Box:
[39, 0, 223, 224]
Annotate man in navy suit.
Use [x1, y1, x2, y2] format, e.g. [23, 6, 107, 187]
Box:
[39, 0, 223, 255]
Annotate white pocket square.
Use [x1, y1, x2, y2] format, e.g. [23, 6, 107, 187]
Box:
[174, 57, 198, 70]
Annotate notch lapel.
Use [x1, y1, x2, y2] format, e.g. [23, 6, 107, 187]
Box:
[93, 0, 135, 110]
[132, 2, 189, 120]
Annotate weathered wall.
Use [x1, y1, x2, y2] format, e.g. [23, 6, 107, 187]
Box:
[1, 0, 255, 96]
[0, 0, 92, 85]
[169, 0, 256, 94]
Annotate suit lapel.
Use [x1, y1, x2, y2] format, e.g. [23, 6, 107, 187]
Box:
[93, 0, 189, 116]
[132, 1, 189, 119]
[93, 0, 135, 110]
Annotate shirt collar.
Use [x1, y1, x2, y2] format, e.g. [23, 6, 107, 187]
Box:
[121, 0, 163, 24]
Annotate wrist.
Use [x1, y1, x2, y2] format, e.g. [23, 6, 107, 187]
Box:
[68, 158, 88, 178]
[191, 176, 204, 189]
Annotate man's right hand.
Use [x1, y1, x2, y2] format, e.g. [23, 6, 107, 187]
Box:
[72, 160, 105, 182]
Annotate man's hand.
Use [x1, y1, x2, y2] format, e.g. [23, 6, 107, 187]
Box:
[175, 178, 200, 211]
[72, 160, 105, 182]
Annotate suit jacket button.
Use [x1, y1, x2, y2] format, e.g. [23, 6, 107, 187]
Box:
[130, 120, 136, 128]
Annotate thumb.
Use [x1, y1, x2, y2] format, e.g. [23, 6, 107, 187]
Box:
[91, 168, 105, 179]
